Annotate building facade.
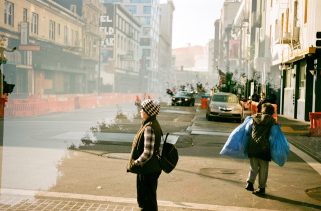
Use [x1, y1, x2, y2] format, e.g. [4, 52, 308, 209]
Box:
[215, 0, 321, 121]
[1, 0, 105, 96]
[158, 0, 174, 92]
[101, 3, 142, 92]
[102, 0, 161, 92]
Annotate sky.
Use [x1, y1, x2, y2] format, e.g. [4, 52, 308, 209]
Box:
[168, 0, 225, 49]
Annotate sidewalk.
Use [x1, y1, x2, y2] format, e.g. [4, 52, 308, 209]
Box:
[277, 115, 321, 163]
[1, 106, 321, 211]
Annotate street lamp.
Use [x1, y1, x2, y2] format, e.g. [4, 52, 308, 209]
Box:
[93, 39, 102, 95]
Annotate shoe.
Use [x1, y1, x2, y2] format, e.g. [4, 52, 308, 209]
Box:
[253, 188, 265, 195]
[245, 182, 254, 191]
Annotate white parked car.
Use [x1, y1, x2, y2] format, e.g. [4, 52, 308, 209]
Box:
[206, 92, 243, 122]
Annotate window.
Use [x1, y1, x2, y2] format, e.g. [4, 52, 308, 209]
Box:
[304, 0, 308, 24]
[143, 17, 151, 25]
[31, 13, 39, 34]
[130, 0, 151, 3]
[143, 6, 152, 14]
[140, 38, 150, 46]
[142, 49, 151, 57]
[57, 23, 60, 36]
[4, 1, 14, 26]
[299, 63, 306, 99]
[102, 0, 123, 3]
[125, 5, 137, 14]
[49, 20, 56, 40]
[23, 8, 27, 22]
[142, 27, 151, 36]
[64, 26, 69, 44]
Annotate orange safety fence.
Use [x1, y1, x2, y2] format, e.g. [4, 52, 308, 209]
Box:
[242, 101, 278, 122]
[3, 93, 157, 117]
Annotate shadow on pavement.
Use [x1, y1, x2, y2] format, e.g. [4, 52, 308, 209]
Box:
[261, 194, 321, 210]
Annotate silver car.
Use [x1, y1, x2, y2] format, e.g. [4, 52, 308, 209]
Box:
[206, 92, 243, 122]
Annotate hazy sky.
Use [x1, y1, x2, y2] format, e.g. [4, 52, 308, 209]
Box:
[168, 0, 225, 49]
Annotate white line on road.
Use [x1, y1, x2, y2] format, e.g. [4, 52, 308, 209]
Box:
[289, 143, 321, 176]
[191, 130, 230, 136]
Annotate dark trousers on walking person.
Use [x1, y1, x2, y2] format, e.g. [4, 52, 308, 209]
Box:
[137, 171, 161, 211]
[247, 157, 269, 189]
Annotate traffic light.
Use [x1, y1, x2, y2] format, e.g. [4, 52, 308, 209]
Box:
[316, 32, 321, 47]
[3, 80, 15, 94]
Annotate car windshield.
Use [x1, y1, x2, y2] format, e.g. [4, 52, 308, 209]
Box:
[175, 91, 192, 97]
[212, 94, 239, 103]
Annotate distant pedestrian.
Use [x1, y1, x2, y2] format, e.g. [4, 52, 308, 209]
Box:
[135, 95, 142, 115]
[245, 103, 276, 195]
[257, 92, 268, 113]
[127, 99, 162, 210]
[269, 91, 277, 104]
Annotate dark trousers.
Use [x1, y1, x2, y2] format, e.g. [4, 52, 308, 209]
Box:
[137, 171, 161, 211]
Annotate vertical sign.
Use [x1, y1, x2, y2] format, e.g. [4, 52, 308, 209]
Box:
[100, 5, 114, 49]
[20, 22, 29, 45]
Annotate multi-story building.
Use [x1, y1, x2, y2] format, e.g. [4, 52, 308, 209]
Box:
[101, 3, 141, 92]
[1, 0, 105, 96]
[218, 0, 241, 74]
[54, 0, 105, 93]
[158, 0, 175, 92]
[268, 0, 321, 120]
[216, 0, 321, 121]
[101, 0, 161, 92]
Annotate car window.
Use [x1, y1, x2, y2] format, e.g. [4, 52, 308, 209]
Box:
[212, 94, 238, 103]
[176, 91, 193, 97]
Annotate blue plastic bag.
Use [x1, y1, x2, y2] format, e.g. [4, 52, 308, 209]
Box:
[269, 124, 290, 166]
[220, 116, 252, 159]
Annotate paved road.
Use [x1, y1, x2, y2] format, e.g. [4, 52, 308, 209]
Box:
[0, 104, 321, 210]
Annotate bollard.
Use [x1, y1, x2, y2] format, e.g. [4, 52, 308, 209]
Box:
[309, 112, 321, 136]
[201, 97, 208, 109]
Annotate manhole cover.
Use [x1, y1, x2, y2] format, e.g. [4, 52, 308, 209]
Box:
[306, 187, 321, 201]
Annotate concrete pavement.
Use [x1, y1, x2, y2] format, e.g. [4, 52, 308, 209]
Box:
[1, 105, 321, 210]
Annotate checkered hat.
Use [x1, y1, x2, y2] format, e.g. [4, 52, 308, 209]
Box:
[141, 99, 160, 117]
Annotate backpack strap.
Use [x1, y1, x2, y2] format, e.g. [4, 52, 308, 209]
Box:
[161, 132, 169, 144]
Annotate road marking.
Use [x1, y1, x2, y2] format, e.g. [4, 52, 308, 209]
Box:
[289, 143, 321, 176]
[191, 130, 230, 136]
[0, 188, 278, 211]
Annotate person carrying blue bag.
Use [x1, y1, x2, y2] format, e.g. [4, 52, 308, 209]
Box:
[245, 103, 278, 195]
[220, 103, 290, 196]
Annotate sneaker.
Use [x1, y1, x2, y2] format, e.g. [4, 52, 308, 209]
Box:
[253, 188, 265, 195]
[245, 182, 254, 191]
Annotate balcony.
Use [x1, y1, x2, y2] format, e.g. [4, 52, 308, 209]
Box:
[276, 27, 300, 44]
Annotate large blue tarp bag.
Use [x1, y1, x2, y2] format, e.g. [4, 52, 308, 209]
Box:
[220, 116, 252, 159]
[269, 124, 290, 166]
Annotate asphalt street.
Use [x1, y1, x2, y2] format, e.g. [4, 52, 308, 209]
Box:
[0, 102, 321, 210]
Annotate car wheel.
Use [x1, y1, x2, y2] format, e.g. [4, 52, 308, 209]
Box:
[206, 113, 212, 121]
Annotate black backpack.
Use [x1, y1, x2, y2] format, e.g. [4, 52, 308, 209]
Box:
[159, 133, 179, 173]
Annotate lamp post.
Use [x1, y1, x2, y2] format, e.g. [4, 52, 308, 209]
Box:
[0, 35, 16, 188]
[97, 41, 101, 95]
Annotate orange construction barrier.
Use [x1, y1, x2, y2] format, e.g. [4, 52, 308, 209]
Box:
[309, 112, 321, 136]
[201, 98, 208, 109]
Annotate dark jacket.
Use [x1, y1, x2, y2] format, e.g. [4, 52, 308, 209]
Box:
[128, 116, 162, 174]
[248, 113, 276, 161]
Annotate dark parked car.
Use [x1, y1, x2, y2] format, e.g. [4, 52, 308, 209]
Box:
[206, 92, 243, 122]
[171, 91, 195, 106]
